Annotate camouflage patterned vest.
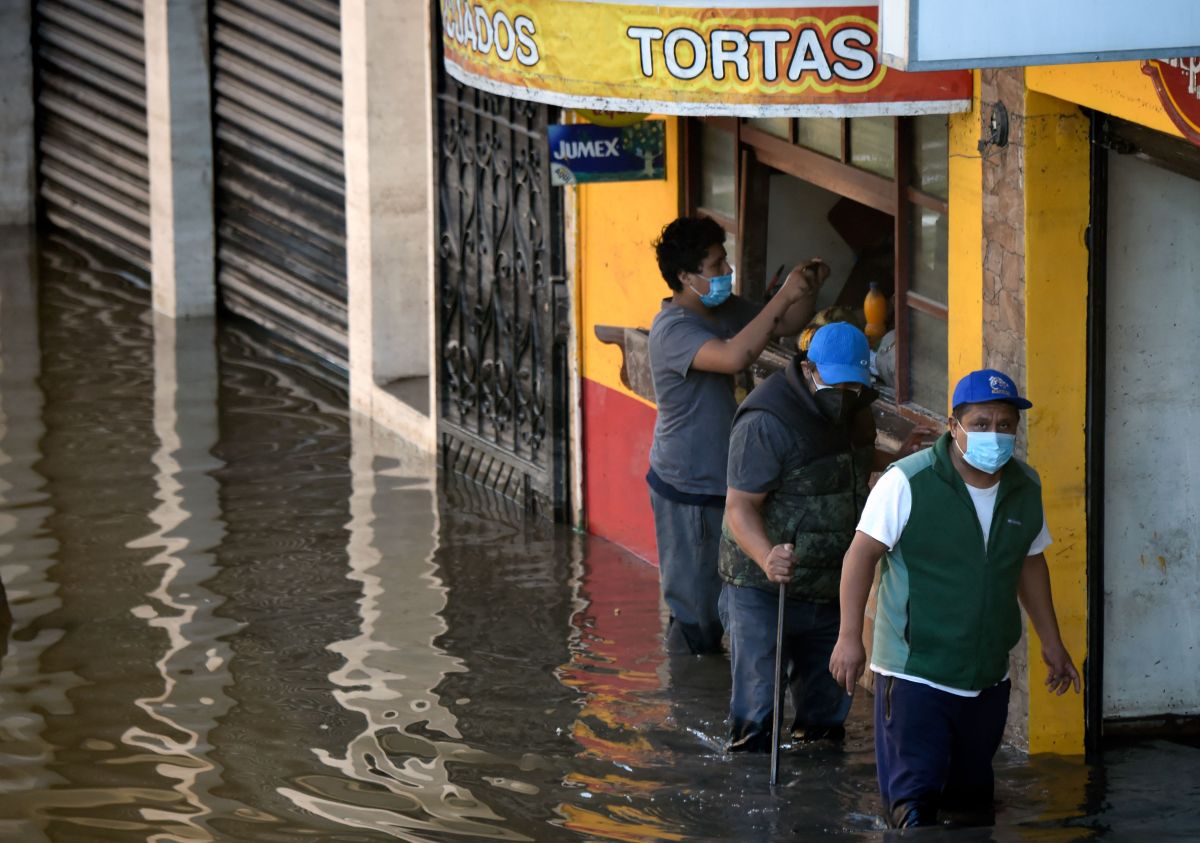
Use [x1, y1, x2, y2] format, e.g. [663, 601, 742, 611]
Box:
[718, 360, 874, 602]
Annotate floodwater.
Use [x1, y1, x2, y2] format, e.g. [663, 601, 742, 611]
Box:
[0, 229, 1197, 843]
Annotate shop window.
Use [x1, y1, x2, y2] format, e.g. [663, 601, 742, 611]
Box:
[685, 115, 951, 416]
[849, 116, 896, 178]
[746, 117, 790, 141]
[912, 114, 949, 200]
[795, 118, 843, 158]
[697, 121, 737, 224]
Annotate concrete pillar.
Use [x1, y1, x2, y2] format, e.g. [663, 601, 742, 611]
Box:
[145, 0, 215, 318]
[0, 4, 35, 225]
[341, 0, 437, 451]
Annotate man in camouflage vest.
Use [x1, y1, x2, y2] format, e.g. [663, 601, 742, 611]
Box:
[720, 322, 876, 752]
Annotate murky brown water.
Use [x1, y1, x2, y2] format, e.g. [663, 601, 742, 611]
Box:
[0, 229, 1197, 842]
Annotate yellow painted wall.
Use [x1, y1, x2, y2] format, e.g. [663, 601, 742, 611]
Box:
[947, 70, 985, 402]
[1022, 90, 1091, 755]
[578, 117, 682, 402]
[1026, 61, 1183, 140]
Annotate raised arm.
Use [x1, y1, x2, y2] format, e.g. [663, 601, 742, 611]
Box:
[828, 531, 888, 694]
[691, 270, 820, 375]
[773, 260, 828, 337]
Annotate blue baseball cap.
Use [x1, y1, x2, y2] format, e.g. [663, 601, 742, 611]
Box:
[807, 322, 871, 386]
[952, 369, 1033, 410]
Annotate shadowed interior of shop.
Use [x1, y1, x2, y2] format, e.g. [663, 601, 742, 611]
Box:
[0, 229, 1196, 840]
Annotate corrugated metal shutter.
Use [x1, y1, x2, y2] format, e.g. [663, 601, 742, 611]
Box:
[212, 0, 348, 370]
[33, 0, 150, 271]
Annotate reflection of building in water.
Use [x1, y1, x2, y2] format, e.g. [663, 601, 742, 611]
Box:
[0, 229, 80, 843]
[120, 314, 243, 841]
[554, 540, 677, 843]
[280, 418, 528, 841]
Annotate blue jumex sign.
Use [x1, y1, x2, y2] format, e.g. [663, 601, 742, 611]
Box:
[548, 121, 667, 186]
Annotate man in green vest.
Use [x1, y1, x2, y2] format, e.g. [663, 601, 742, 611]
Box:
[829, 368, 1080, 828]
[720, 322, 876, 751]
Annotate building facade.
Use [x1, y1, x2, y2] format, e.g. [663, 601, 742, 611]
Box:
[2, 1, 1196, 756]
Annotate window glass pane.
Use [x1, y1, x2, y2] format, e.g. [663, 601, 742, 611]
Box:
[912, 115, 949, 200]
[849, 116, 895, 178]
[909, 207, 948, 302]
[795, 118, 842, 158]
[700, 123, 736, 220]
[909, 309, 948, 412]
[747, 117, 790, 140]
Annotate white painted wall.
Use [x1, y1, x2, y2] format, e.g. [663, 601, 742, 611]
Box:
[342, 0, 437, 450]
[1103, 151, 1200, 719]
[0, 3, 35, 225]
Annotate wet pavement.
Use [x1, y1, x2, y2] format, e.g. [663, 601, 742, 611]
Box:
[0, 228, 1198, 842]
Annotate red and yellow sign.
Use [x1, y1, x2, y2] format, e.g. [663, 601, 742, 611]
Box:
[440, 1, 972, 116]
[1143, 58, 1200, 147]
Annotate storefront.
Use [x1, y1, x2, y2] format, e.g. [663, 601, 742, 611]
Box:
[439, 0, 1200, 754]
[1024, 60, 1200, 750]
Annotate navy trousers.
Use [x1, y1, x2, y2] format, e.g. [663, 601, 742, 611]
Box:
[723, 583, 851, 752]
[874, 673, 1011, 828]
[648, 488, 727, 655]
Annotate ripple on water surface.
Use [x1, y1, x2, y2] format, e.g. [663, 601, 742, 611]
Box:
[0, 236, 1197, 841]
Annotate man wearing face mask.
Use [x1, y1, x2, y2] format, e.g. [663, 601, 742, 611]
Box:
[718, 322, 877, 751]
[829, 368, 1080, 828]
[648, 216, 825, 656]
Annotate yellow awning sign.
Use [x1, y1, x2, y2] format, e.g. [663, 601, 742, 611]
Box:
[440, 1, 972, 116]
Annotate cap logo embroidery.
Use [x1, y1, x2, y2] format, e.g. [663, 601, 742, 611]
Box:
[989, 375, 1009, 395]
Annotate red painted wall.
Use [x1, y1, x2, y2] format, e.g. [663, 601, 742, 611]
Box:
[582, 377, 658, 565]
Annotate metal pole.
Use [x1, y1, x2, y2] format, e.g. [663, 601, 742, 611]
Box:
[769, 581, 786, 788]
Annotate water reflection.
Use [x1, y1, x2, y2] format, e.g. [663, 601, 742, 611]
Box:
[120, 313, 241, 841]
[0, 233, 1196, 841]
[280, 418, 528, 841]
[0, 227, 71, 843]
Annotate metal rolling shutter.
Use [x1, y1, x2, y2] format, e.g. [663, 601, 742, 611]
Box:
[33, 0, 150, 271]
[212, 0, 347, 369]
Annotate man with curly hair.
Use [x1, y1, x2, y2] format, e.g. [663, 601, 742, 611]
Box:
[647, 215, 826, 655]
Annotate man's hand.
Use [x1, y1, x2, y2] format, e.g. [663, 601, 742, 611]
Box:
[1041, 641, 1081, 696]
[759, 542, 797, 583]
[829, 635, 866, 695]
[777, 259, 829, 302]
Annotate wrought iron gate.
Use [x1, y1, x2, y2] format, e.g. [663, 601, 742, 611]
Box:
[434, 77, 571, 521]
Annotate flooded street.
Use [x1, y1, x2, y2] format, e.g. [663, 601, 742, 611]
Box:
[0, 229, 1198, 842]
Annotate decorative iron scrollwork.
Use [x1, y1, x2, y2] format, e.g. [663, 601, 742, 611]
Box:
[435, 74, 565, 515]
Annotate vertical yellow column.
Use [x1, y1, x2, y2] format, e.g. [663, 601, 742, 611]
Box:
[1022, 90, 1090, 754]
[947, 71, 985, 404]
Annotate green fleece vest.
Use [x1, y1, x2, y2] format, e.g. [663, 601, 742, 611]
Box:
[871, 433, 1044, 690]
[718, 362, 873, 602]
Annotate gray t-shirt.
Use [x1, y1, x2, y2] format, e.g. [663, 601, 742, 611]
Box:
[648, 295, 760, 495]
[726, 410, 798, 494]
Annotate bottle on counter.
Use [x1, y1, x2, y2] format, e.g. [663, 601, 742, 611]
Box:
[864, 282, 888, 349]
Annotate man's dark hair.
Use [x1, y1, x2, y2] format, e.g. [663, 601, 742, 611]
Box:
[653, 216, 726, 291]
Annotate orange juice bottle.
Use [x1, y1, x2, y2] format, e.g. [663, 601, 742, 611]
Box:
[864, 282, 888, 349]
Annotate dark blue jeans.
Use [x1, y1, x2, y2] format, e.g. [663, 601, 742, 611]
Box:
[648, 488, 727, 655]
[874, 673, 1011, 828]
[723, 583, 851, 752]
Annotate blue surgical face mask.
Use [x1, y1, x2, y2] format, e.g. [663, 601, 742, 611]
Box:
[691, 268, 733, 308]
[954, 423, 1015, 474]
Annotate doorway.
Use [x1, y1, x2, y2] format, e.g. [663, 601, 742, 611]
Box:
[1091, 116, 1200, 740]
